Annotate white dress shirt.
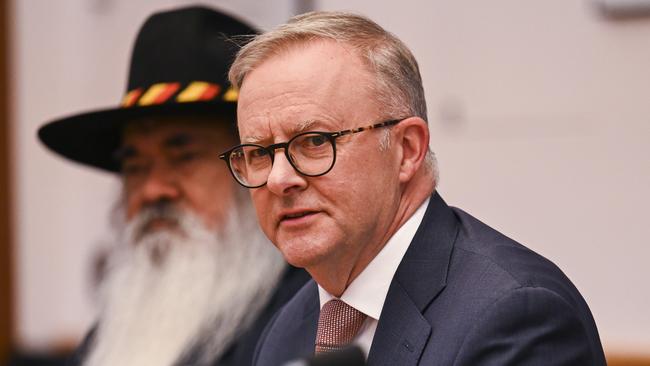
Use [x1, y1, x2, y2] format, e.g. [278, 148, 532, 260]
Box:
[317, 198, 430, 357]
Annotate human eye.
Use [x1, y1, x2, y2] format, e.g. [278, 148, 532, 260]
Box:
[176, 151, 200, 162]
[248, 147, 270, 158]
[307, 134, 328, 147]
[243, 146, 271, 167]
[121, 159, 148, 178]
[290, 133, 332, 162]
[297, 133, 329, 149]
[170, 148, 206, 167]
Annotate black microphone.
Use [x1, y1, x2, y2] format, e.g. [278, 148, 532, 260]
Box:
[283, 346, 366, 366]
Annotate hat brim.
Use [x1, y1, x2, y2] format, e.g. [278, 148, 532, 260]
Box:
[38, 101, 237, 173]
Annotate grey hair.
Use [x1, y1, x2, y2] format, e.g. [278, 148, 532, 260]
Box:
[229, 11, 438, 185]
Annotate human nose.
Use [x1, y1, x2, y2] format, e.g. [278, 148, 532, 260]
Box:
[137, 162, 181, 205]
[265, 150, 307, 195]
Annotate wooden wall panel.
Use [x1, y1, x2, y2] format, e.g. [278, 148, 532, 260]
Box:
[0, 0, 14, 361]
[608, 355, 650, 366]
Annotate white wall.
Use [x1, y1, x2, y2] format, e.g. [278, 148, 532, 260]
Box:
[11, 0, 649, 356]
[10, 0, 296, 351]
[315, 0, 650, 355]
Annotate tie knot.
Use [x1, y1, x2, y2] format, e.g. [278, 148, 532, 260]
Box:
[315, 299, 367, 354]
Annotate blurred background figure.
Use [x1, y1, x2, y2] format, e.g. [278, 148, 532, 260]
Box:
[1, 1, 650, 365]
[31, 5, 308, 366]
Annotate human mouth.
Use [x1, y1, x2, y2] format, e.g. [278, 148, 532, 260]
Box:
[279, 210, 320, 227]
[135, 217, 181, 240]
[144, 217, 178, 231]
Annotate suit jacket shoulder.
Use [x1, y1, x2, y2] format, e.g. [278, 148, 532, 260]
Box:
[370, 194, 606, 365]
[254, 193, 606, 366]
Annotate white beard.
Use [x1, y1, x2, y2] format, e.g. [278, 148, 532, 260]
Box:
[84, 199, 285, 366]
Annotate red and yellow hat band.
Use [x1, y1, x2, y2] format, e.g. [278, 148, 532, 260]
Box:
[120, 81, 238, 107]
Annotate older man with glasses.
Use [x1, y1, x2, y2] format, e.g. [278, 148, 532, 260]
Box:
[221, 11, 606, 366]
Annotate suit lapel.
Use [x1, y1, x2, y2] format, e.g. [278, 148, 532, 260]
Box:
[253, 280, 320, 366]
[365, 282, 432, 366]
[296, 292, 319, 357]
[269, 280, 320, 359]
[277, 281, 320, 360]
[367, 193, 459, 366]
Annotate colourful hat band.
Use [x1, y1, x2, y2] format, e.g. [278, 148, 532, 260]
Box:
[38, 6, 256, 173]
[120, 81, 239, 107]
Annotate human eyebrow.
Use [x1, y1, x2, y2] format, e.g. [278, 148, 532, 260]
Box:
[241, 134, 266, 145]
[164, 132, 197, 148]
[293, 120, 319, 134]
[241, 120, 325, 145]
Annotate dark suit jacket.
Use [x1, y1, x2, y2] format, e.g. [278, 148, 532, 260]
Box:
[253, 193, 606, 366]
[68, 265, 310, 366]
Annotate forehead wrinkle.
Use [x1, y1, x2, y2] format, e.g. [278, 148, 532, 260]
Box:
[241, 123, 306, 145]
[237, 43, 358, 144]
[243, 119, 329, 145]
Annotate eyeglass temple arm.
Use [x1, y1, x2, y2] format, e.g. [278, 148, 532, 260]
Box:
[218, 142, 289, 161]
[219, 119, 403, 157]
[332, 119, 402, 137]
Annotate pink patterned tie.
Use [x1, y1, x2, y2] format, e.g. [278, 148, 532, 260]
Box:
[315, 299, 367, 354]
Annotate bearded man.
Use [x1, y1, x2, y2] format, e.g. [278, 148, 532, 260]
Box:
[37, 6, 308, 366]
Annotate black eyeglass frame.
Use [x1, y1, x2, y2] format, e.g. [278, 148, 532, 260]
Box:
[219, 119, 403, 188]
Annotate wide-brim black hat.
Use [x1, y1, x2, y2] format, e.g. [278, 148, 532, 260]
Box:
[38, 6, 257, 172]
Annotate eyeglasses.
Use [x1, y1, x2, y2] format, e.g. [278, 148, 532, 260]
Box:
[219, 119, 402, 188]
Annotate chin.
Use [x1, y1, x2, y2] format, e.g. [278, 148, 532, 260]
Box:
[276, 235, 331, 270]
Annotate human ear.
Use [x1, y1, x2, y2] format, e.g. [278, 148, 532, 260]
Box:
[394, 117, 429, 183]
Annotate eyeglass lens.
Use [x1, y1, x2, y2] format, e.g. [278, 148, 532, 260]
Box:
[228, 132, 336, 187]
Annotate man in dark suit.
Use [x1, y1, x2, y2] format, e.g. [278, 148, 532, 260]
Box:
[37, 6, 309, 366]
[220, 11, 607, 365]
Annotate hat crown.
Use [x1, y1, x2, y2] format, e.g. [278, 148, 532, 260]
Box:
[38, 6, 257, 173]
[127, 6, 255, 92]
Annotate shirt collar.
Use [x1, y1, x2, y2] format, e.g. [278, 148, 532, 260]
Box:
[318, 197, 430, 319]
